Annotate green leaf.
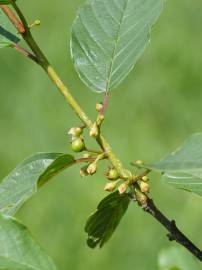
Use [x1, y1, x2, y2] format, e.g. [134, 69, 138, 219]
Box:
[158, 246, 201, 270]
[0, 213, 57, 270]
[147, 133, 202, 197]
[85, 191, 130, 248]
[71, 0, 165, 93]
[0, 153, 75, 216]
[0, 5, 21, 48]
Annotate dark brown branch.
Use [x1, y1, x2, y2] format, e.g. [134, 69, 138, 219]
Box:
[142, 197, 202, 261]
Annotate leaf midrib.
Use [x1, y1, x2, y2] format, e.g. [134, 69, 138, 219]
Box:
[105, 0, 129, 92]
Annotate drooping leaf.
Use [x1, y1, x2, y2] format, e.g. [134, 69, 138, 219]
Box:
[0, 153, 75, 216]
[158, 246, 201, 270]
[71, 0, 165, 93]
[0, 5, 21, 48]
[147, 133, 202, 197]
[85, 191, 130, 248]
[0, 213, 57, 270]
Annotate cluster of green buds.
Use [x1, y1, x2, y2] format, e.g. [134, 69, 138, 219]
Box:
[104, 168, 119, 192]
[104, 167, 129, 194]
[89, 103, 105, 138]
[68, 127, 85, 153]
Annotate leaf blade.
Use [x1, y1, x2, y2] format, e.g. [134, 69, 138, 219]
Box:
[71, 0, 165, 92]
[147, 133, 202, 197]
[0, 153, 75, 216]
[85, 191, 130, 248]
[0, 214, 57, 270]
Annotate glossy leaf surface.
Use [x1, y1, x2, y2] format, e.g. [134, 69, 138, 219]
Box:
[71, 0, 164, 92]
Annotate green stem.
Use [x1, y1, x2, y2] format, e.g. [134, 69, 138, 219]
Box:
[8, 1, 132, 181]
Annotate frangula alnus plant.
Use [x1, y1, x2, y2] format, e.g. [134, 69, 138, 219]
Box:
[0, 0, 202, 269]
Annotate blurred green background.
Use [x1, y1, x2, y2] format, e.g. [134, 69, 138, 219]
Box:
[1, 0, 202, 269]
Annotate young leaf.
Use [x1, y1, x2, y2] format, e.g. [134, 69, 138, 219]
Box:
[0, 5, 21, 48]
[85, 191, 130, 248]
[158, 246, 201, 270]
[71, 0, 165, 93]
[0, 153, 75, 216]
[0, 213, 57, 270]
[147, 133, 202, 197]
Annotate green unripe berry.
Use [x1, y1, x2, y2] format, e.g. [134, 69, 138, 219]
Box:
[107, 168, 119, 181]
[71, 138, 85, 152]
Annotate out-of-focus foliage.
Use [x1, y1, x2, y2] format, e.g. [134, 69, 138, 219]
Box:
[158, 246, 201, 270]
[148, 133, 202, 197]
[0, 0, 202, 269]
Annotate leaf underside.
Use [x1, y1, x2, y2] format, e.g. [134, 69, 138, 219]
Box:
[0, 153, 75, 216]
[85, 191, 130, 248]
[71, 0, 165, 93]
[147, 133, 202, 197]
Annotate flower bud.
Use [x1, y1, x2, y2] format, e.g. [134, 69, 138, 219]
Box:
[107, 168, 119, 181]
[68, 127, 83, 137]
[140, 181, 150, 193]
[96, 114, 105, 126]
[142, 176, 149, 182]
[135, 160, 144, 166]
[80, 165, 89, 177]
[96, 103, 104, 113]
[87, 163, 97, 175]
[34, 19, 41, 26]
[71, 138, 85, 152]
[82, 153, 91, 159]
[89, 123, 99, 137]
[104, 182, 117, 192]
[118, 182, 128, 194]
